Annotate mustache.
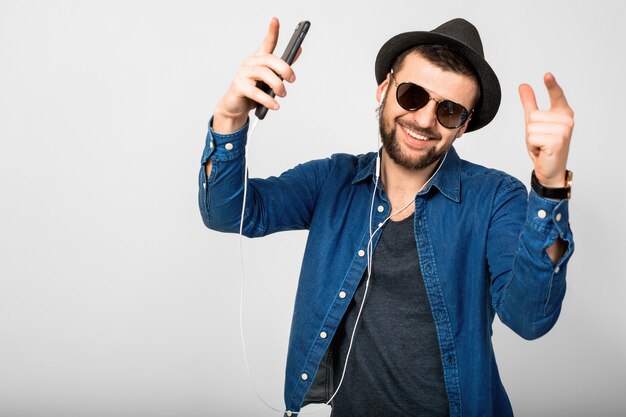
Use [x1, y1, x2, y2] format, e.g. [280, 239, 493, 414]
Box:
[397, 120, 441, 140]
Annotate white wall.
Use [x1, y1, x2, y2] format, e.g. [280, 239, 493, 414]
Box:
[0, 0, 624, 416]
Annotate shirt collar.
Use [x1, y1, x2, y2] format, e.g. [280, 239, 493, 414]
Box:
[352, 147, 461, 203]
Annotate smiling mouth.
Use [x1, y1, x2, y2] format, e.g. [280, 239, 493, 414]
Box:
[400, 123, 440, 142]
[405, 128, 431, 141]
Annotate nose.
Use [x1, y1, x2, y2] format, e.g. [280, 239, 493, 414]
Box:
[410, 99, 438, 129]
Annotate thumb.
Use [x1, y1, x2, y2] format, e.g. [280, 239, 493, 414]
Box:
[256, 17, 280, 55]
[518, 83, 538, 121]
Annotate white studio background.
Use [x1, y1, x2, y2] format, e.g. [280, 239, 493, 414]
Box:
[0, 0, 624, 416]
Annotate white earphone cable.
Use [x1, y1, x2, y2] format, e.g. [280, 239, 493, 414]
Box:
[236, 112, 447, 416]
[237, 116, 287, 414]
[325, 149, 448, 407]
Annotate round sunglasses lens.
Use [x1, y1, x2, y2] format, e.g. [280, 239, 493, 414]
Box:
[437, 101, 467, 128]
[396, 83, 429, 111]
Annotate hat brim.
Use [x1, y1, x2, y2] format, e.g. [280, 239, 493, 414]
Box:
[375, 31, 501, 132]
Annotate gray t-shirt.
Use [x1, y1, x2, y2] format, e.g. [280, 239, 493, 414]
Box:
[330, 215, 449, 416]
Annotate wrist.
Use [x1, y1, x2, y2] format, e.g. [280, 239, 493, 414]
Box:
[212, 108, 248, 134]
[534, 170, 567, 188]
[531, 170, 573, 200]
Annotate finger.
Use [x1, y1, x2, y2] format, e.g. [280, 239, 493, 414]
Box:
[256, 17, 280, 55]
[525, 139, 541, 159]
[279, 47, 303, 83]
[244, 55, 296, 83]
[233, 75, 280, 110]
[525, 131, 571, 160]
[544, 72, 570, 111]
[525, 134, 556, 155]
[240, 65, 287, 97]
[518, 83, 538, 121]
[526, 123, 572, 139]
[527, 110, 574, 127]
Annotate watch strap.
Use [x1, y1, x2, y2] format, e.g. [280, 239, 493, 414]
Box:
[531, 170, 572, 200]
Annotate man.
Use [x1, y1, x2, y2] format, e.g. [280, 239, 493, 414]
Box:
[198, 17, 574, 417]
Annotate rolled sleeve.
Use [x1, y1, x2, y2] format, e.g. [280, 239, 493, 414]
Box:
[201, 117, 249, 166]
[198, 117, 249, 232]
[526, 190, 574, 267]
[494, 188, 574, 340]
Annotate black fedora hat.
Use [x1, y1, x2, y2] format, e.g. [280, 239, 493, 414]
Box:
[375, 18, 501, 132]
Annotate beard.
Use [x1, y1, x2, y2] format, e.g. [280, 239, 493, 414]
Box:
[378, 102, 450, 171]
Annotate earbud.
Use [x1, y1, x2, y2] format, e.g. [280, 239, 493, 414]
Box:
[375, 87, 386, 178]
[379, 87, 388, 105]
[375, 87, 387, 177]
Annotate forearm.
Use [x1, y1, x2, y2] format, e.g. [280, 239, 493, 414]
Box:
[546, 238, 567, 264]
[204, 109, 251, 177]
[199, 119, 250, 234]
[490, 189, 574, 340]
[213, 107, 249, 135]
[198, 116, 330, 237]
[205, 161, 212, 179]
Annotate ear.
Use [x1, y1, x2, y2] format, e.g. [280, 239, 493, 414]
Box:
[376, 74, 391, 103]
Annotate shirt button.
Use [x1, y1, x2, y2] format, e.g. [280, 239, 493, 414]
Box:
[320, 331, 328, 339]
[555, 266, 560, 273]
[301, 373, 308, 381]
[556, 213, 562, 222]
[225, 143, 234, 151]
[286, 412, 293, 417]
[358, 249, 365, 257]
[538, 209, 547, 219]
[378, 222, 383, 228]
[209, 141, 214, 148]
[339, 291, 347, 299]
[202, 182, 206, 189]
[377, 205, 384, 213]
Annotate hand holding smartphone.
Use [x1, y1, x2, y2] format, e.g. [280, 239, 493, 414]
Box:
[255, 20, 310, 120]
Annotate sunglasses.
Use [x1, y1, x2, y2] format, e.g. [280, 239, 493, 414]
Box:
[390, 70, 472, 129]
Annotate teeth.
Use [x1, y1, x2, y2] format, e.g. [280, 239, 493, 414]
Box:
[405, 128, 429, 141]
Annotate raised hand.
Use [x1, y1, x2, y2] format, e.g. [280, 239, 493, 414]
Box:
[213, 17, 298, 134]
[518, 73, 574, 187]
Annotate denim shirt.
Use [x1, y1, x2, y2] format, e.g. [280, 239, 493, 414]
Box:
[198, 120, 574, 417]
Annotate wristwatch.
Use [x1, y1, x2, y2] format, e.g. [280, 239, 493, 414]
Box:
[531, 170, 573, 200]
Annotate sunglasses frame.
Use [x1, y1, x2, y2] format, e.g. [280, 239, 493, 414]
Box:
[389, 69, 473, 129]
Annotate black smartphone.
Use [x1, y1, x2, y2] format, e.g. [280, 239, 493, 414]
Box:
[255, 20, 310, 120]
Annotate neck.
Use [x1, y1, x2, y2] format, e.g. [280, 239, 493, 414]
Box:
[380, 151, 441, 198]
[379, 151, 444, 222]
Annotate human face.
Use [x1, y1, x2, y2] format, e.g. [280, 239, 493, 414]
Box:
[377, 53, 478, 171]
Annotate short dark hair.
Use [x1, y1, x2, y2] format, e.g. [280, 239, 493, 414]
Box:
[392, 44, 481, 104]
